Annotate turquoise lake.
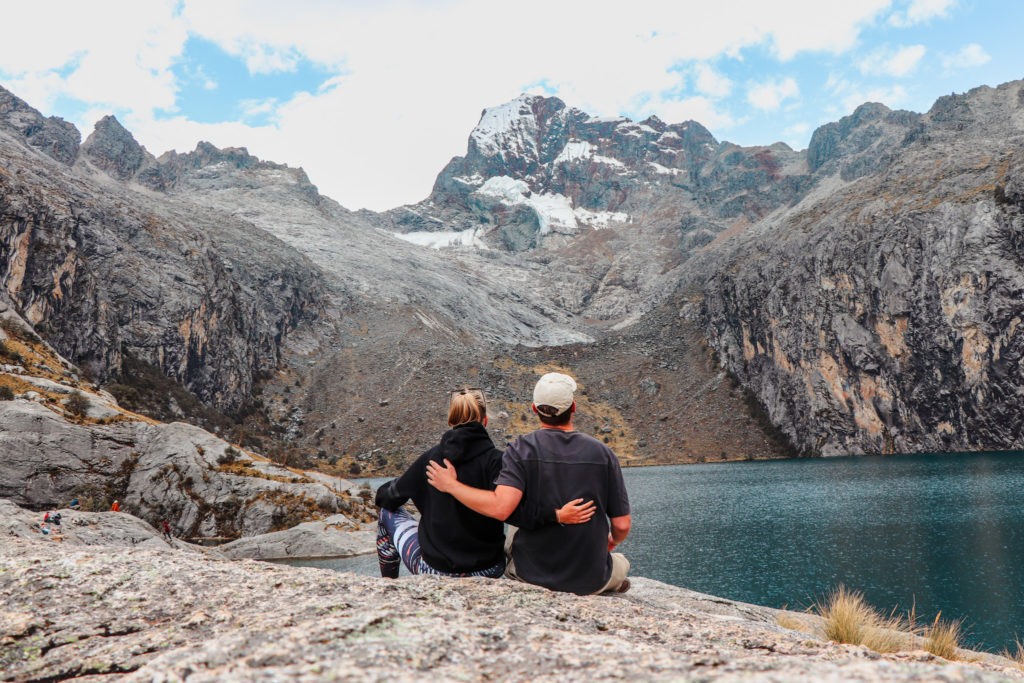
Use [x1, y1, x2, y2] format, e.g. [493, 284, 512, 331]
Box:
[288, 451, 1024, 652]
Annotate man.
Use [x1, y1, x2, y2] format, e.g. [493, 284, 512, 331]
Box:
[427, 372, 631, 595]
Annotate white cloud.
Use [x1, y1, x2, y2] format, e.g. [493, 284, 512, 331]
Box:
[942, 43, 991, 70]
[824, 75, 912, 116]
[0, 0, 896, 209]
[240, 98, 279, 119]
[843, 85, 909, 113]
[781, 122, 812, 149]
[889, 0, 956, 26]
[783, 122, 811, 137]
[747, 77, 800, 111]
[858, 44, 927, 77]
[641, 95, 739, 130]
[173, 0, 892, 208]
[0, 1, 186, 113]
[694, 64, 733, 99]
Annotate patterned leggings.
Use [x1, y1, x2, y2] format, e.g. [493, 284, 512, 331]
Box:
[376, 508, 505, 579]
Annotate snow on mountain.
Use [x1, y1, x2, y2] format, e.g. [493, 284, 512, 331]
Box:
[472, 175, 626, 234]
[574, 207, 629, 227]
[554, 140, 594, 164]
[554, 139, 627, 169]
[392, 227, 487, 249]
[476, 175, 530, 201]
[648, 161, 682, 175]
[469, 95, 542, 159]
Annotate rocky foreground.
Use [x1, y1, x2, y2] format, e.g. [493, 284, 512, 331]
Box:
[2, 513, 1022, 682]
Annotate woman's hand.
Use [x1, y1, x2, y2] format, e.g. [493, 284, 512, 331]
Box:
[556, 498, 596, 525]
[426, 458, 458, 493]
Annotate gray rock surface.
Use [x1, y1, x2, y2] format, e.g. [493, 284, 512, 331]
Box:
[1, 536, 1020, 682]
[0, 398, 373, 540]
[7, 77, 1024, 465]
[0, 498, 211, 554]
[692, 80, 1024, 455]
[0, 86, 323, 412]
[0, 87, 80, 164]
[218, 514, 374, 560]
[82, 115, 155, 181]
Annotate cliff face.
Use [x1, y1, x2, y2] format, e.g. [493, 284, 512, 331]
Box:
[6, 78, 1024, 465]
[0, 93, 323, 412]
[694, 82, 1024, 455]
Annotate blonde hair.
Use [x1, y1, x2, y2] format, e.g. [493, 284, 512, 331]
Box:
[448, 388, 486, 426]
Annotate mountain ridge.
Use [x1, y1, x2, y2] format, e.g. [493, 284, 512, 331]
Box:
[3, 78, 1024, 475]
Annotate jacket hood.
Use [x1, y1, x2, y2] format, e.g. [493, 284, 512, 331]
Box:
[439, 422, 498, 464]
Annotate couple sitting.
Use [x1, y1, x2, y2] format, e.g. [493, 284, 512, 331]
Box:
[374, 372, 631, 595]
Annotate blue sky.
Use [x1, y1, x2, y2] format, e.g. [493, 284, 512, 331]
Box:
[0, 0, 1020, 210]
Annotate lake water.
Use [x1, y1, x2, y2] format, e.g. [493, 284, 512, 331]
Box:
[290, 452, 1024, 652]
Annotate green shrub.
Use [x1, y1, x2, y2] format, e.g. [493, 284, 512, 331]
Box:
[0, 340, 24, 365]
[65, 391, 90, 416]
[0, 385, 14, 401]
[217, 446, 241, 465]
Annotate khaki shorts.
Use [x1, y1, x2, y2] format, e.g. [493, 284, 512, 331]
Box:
[504, 526, 630, 595]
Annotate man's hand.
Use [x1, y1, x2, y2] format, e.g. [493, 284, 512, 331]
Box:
[556, 498, 596, 525]
[425, 458, 458, 493]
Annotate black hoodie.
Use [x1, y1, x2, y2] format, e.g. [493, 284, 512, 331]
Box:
[375, 422, 555, 573]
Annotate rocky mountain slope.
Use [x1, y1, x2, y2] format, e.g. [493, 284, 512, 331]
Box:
[0, 91, 321, 415]
[690, 81, 1024, 455]
[3, 529, 1021, 682]
[4, 77, 1024, 473]
[0, 293, 375, 542]
[375, 82, 1024, 458]
[0, 83, 789, 478]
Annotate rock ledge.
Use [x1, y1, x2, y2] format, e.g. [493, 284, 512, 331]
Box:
[1, 535, 1020, 682]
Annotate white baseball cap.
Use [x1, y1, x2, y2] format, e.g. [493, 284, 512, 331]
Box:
[533, 372, 577, 416]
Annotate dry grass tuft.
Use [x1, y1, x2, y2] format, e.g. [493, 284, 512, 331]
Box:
[777, 611, 815, 634]
[1002, 638, 1024, 670]
[814, 586, 912, 654]
[924, 613, 962, 660]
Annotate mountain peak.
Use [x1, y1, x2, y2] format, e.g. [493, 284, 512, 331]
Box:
[469, 94, 566, 160]
[82, 114, 152, 180]
[0, 85, 80, 165]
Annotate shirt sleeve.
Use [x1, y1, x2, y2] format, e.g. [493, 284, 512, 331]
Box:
[605, 451, 631, 518]
[494, 439, 528, 491]
[374, 447, 434, 510]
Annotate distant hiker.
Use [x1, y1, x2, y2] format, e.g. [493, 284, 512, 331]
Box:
[161, 520, 172, 541]
[69, 498, 80, 510]
[50, 512, 62, 536]
[428, 372, 632, 595]
[43, 511, 50, 523]
[374, 387, 592, 579]
[110, 500, 121, 512]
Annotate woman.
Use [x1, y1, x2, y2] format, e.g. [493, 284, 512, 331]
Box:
[374, 387, 592, 578]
